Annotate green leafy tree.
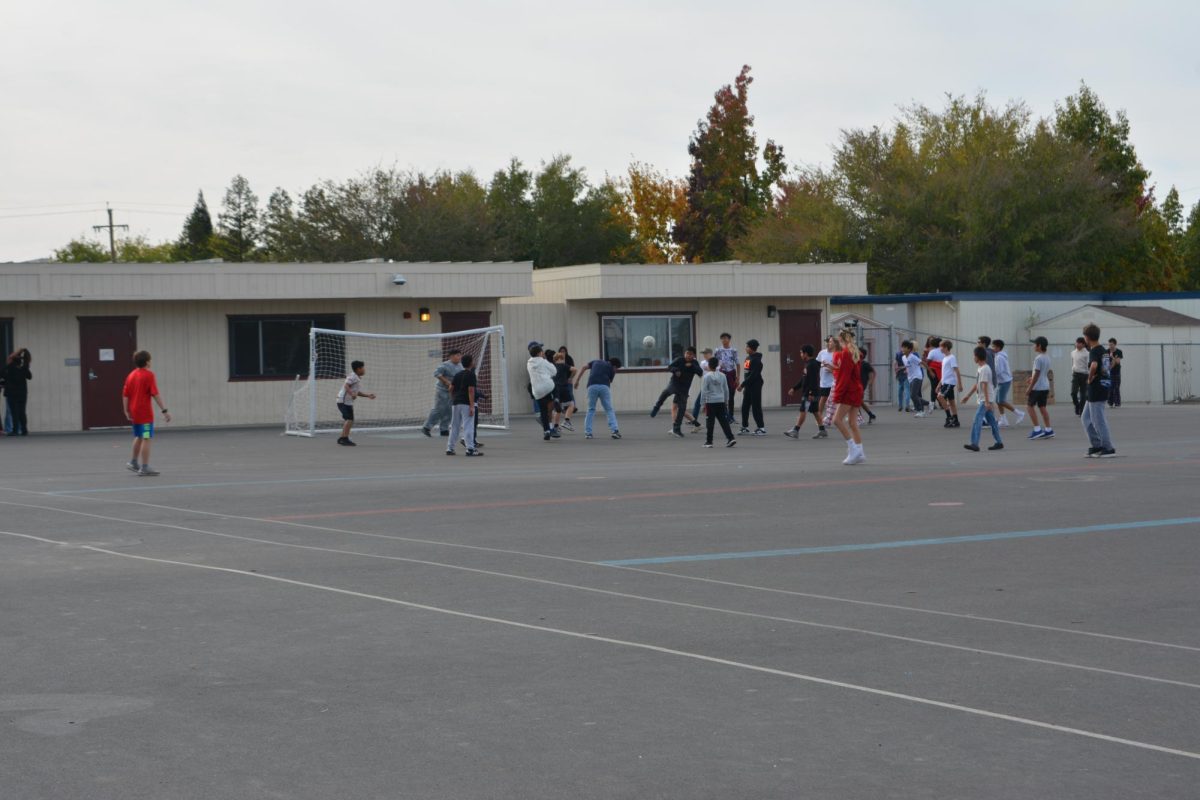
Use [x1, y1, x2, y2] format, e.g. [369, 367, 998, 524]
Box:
[174, 190, 215, 261]
[530, 155, 631, 267]
[212, 175, 261, 262]
[55, 235, 175, 263]
[673, 65, 786, 263]
[388, 170, 491, 261]
[733, 167, 857, 264]
[1181, 202, 1200, 289]
[486, 159, 536, 262]
[261, 188, 303, 261]
[610, 162, 687, 263]
[1162, 186, 1184, 239]
[54, 238, 110, 262]
[1054, 82, 1149, 206]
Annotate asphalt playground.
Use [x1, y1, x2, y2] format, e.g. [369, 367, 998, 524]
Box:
[2, 403, 1198, 799]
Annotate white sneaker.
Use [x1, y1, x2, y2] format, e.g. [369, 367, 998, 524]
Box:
[844, 445, 866, 465]
[1014, 409, 1026, 425]
[998, 415, 1009, 428]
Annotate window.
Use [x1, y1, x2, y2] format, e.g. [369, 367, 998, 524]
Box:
[600, 314, 695, 369]
[228, 314, 344, 379]
[0, 319, 12, 362]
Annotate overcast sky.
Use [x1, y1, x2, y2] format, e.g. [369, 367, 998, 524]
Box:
[2, 0, 1198, 261]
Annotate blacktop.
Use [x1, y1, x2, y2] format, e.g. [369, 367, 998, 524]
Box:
[1, 403, 1198, 799]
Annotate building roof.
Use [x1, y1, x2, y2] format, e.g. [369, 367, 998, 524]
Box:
[0, 261, 534, 302]
[1091, 305, 1200, 326]
[831, 290, 1200, 305]
[519, 262, 867, 302]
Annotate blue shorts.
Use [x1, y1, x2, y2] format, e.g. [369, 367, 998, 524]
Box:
[132, 422, 155, 439]
[996, 381, 1012, 404]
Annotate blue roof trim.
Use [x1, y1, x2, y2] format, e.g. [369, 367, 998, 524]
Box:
[831, 291, 1200, 305]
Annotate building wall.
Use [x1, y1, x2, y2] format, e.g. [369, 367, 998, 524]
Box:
[502, 296, 825, 413]
[0, 297, 500, 431]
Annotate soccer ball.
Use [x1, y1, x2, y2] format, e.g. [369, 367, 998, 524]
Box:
[642, 335, 656, 350]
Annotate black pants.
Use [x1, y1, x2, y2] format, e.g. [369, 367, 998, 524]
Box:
[1108, 375, 1122, 407]
[672, 392, 691, 431]
[7, 394, 27, 435]
[1070, 373, 1087, 415]
[535, 392, 554, 432]
[741, 383, 764, 429]
[705, 401, 735, 443]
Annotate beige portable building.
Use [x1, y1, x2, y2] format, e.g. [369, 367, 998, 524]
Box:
[499, 262, 868, 412]
[0, 261, 532, 432]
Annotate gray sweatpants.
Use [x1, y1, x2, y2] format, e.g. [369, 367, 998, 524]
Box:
[425, 392, 451, 432]
[448, 404, 476, 452]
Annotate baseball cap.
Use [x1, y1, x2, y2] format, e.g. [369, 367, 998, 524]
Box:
[1030, 336, 1049, 349]
[527, 340, 543, 350]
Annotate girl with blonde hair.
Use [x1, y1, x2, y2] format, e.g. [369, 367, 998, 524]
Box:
[830, 329, 866, 464]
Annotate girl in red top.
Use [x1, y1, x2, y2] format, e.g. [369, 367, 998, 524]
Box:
[830, 330, 866, 465]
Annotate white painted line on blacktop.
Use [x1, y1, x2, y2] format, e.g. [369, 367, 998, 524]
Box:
[3, 487, 1198, 654]
[1, 500, 1197, 689]
[3, 528, 1198, 763]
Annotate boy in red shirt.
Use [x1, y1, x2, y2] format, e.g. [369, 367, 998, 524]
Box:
[122, 350, 171, 476]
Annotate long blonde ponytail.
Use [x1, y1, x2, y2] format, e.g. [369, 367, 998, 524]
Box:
[839, 329, 861, 363]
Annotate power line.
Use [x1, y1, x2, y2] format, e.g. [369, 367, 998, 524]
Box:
[0, 201, 106, 211]
[0, 208, 104, 220]
[92, 204, 129, 263]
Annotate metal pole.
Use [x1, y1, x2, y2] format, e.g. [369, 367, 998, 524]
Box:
[1161, 343, 1167, 404]
[106, 207, 116, 263]
[498, 326, 510, 429]
[308, 329, 318, 434]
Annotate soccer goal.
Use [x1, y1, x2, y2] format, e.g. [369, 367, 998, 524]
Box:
[285, 325, 508, 436]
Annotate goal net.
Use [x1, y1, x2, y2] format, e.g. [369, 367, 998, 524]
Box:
[285, 325, 508, 436]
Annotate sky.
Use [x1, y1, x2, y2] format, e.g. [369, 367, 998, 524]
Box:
[2, 0, 1198, 261]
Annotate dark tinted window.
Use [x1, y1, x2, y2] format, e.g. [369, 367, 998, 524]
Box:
[228, 315, 344, 379]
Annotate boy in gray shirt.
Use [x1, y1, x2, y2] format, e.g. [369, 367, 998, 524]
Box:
[422, 349, 463, 438]
[699, 357, 737, 448]
[1025, 336, 1054, 440]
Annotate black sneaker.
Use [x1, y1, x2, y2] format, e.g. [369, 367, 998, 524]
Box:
[1100, 448, 1117, 458]
[1086, 447, 1102, 458]
[649, 405, 660, 418]
[611, 431, 621, 440]
[439, 430, 450, 437]
[338, 438, 356, 446]
[963, 443, 980, 452]
[550, 428, 562, 439]
[465, 449, 483, 457]
[543, 431, 552, 441]
[421, 427, 432, 437]
[726, 439, 737, 448]
[738, 427, 750, 435]
[445, 450, 455, 456]
[987, 442, 1004, 451]
[671, 430, 685, 439]
[702, 442, 714, 448]
[783, 429, 799, 439]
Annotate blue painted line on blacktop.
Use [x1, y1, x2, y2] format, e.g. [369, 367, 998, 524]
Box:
[598, 517, 1200, 566]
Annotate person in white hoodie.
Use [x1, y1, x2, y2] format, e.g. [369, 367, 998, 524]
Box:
[526, 341, 560, 442]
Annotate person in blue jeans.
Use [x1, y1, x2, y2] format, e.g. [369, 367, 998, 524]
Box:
[960, 346, 1003, 452]
[574, 356, 622, 439]
[1083, 324, 1116, 457]
[894, 349, 911, 411]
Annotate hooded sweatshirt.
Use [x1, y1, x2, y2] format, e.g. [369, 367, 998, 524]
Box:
[527, 356, 557, 399]
[698, 370, 730, 405]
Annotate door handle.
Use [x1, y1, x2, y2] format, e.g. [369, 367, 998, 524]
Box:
[88, 369, 98, 380]
[785, 355, 794, 365]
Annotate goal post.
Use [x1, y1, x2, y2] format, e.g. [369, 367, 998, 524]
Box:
[285, 325, 509, 436]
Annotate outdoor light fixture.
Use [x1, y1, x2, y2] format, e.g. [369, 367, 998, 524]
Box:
[419, 308, 431, 323]
[767, 305, 777, 318]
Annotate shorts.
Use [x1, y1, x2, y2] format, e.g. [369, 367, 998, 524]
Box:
[337, 402, 354, 421]
[801, 398, 818, 414]
[938, 385, 956, 400]
[555, 384, 575, 404]
[996, 381, 1012, 404]
[132, 422, 155, 439]
[831, 389, 864, 408]
[817, 386, 832, 398]
[1027, 389, 1049, 408]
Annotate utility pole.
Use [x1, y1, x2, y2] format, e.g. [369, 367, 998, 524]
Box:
[92, 203, 128, 263]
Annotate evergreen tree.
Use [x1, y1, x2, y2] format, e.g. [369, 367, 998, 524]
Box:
[673, 65, 786, 263]
[486, 159, 536, 262]
[213, 175, 261, 262]
[261, 188, 302, 261]
[1181, 202, 1200, 289]
[175, 190, 215, 261]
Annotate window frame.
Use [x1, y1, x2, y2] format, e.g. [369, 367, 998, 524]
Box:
[596, 312, 697, 372]
[226, 313, 345, 381]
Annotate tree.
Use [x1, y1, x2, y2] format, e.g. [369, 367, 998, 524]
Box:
[55, 235, 176, 263]
[486, 159, 536, 262]
[1162, 186, 1184, 240]
[733, 167, 856, 264]
[389, 170, 491, 261]
[174, 190, 215, 261]
[530, 155, 631, 267]
[1182, 202, 1200, 289]
[611, 162, 687, 263]
[261, 188, 302, 261]
[54, 238, 110, 262]
[1054, 82, 1149, 206]
[212, 175, 261, 262]
[673, 65, 786, 262]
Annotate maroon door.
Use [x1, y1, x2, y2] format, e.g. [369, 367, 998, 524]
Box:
[778, 310, 822, 405]
[79, 317, 137, 429]
[440, 311, 493, 413]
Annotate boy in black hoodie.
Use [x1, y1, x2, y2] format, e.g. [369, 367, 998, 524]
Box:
[784, 344, 820, 438]
[651, 347, 703, 437]
[737, 339, 765, 435]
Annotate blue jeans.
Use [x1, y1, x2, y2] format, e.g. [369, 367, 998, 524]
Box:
[996, 381, 1012, 405]
[1081, 401, 1113, 450]
[3, 398, 11, 434]
[909, 378, 925, 411]
[585, 384, 618, 435]
[896, 374, 910, 410]
[970, 403, 1001, 446]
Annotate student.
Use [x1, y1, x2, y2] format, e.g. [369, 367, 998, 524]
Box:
[923, 336, 944, 406]
[1083, 324, 1116, 457]
[737, 339, 765, 436]
[553, 351, 577, 431]
[691, 347, 715, 423]
[812, 336, 836, 437]
[698, 356, 737, 448]
[1069, 337, 1089, 415]
[961, 346, 1003, 452]
[1106, 338, 1123, 408]
[830, 330, 866, 465]
[1025, 336, 1054, 439]
[422, 350, 463, 437]
[989, 339, 1023, 427]
[574, 356, 622, 439]
[653, 346, 703, 438]
[122, 350, 171, 476]
[785, 344, 821, 438]
[859, 347, 877, 423]
[336, 360, 377, 446]
[976, 335, 997, 382]
[527, 342, 560, 441]
[894, 346, 912, 412]
[713, 333, 740, 422]
[446, 354, 482, 457]
[2, 348, 32, 436]
[935, 340, 960, 428]
[903, 341, 927, 417]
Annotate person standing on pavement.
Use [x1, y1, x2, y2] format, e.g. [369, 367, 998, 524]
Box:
[698, 357, 737, 448]
[737, 339, 765, 436]
[1069, 337, 1089, 416]
[527, 342, 560, 441]
[421, 350, 463, 438]
[574, 357, 622, 440]
[1082, 324, 1116, 457]
[1106, 338, 1123, 408]
[2, 348, 31, 436]
[713, 333, 740, 423]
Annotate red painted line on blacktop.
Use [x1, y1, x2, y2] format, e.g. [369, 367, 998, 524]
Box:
[265, 458, 1200, 521]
